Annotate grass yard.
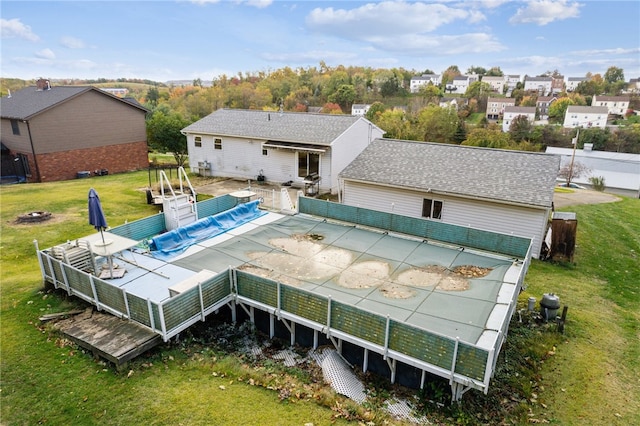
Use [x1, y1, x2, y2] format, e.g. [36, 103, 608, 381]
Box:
[1, 170, 638, 425]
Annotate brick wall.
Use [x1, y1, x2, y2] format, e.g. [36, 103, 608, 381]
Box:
[34, 141, 149, 182]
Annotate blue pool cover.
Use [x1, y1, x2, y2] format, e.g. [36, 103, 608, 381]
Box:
[149, 200, 267, 261]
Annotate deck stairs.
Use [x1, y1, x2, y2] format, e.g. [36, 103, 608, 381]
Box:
[160, 167, 198, 231]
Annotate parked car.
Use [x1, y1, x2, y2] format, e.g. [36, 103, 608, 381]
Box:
[558, 182, 586, 189]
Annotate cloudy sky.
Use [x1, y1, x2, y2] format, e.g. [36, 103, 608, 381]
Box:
[1, 0, 638, 82]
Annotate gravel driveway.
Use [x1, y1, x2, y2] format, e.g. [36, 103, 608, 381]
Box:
[553, 189, 621, 209]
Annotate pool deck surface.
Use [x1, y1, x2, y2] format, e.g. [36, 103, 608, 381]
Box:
[92, 211, 523, 348]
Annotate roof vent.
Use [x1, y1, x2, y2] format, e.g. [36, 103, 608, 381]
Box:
[583, 143, 593, 152]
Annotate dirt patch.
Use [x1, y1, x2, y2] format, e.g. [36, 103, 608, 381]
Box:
[395, 266, 445, 288]
[452, 265, 492, 278]
[553, 189, 621, 209]
[337, 261, 390, 289]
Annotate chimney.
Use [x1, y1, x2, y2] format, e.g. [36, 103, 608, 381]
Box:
[36, 78, 51, 91]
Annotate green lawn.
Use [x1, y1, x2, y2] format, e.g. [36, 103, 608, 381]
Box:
[1, 171, 638, 425]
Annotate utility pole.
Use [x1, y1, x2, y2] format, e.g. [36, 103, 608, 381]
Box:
[567, 127, 580, 186]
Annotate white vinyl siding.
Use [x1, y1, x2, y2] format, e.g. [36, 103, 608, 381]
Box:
[342, 181, 548, 258]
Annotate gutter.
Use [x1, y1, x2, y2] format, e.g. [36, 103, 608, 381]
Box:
[25, 120, 42, 183]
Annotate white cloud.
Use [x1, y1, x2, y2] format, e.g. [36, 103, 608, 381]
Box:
[60, 36, 86, 49]
[239, 0, 272, 8]
[366, 32, 506, 56]
[35, 48, 55, 60]
[509, 0, 581, 26]
[570, 47, 640, 56]
[0, 18, 39, 42]
[191, 0, 272, 7]
[306, 1, 476, 37]
[261, 49, 357, 64]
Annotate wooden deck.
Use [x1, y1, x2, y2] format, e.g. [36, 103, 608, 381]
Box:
[53, 309, 162, 368]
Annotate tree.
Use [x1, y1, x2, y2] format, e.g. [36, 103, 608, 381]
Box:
[146, 87, 160, 107]
[604, 66, 624, 84]
[485, 67, 504, 77]
[467, 66, 487, 76]
[375, 109, 415, 140]
[146, 108, 190, 166]
[321, 102, 343, 114]
[548, 97, 574, 123]
[365, 102, 386, 122]
[579, 127, 610, 150]
[328, 84, 356, 112]
[509, 115, 533, 142]
[452, 119, 467, 144]
[416, 105, 459, 143]
[418, 83, 442, 104]
[441, 65, 461, 86]
[559, 161, 591, 186]
[462, 128, 513, 148]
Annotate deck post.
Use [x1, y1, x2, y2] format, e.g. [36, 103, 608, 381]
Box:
[198, 282, 205, 321]
[363, 348, 369, 373]
[276, 281, 281, 320]
[313, 330, 318, 349]
[147, 298, 156, 331]
[383, 315, 390, 360]
[325, 296, 332, 338]
[269, 312, 274, 338]
[450, 337, 460, 385]
[122, 288, 130, 318]
[59, 261, 72, 295]
[89, 276, 100, 311]
[158, 303, 167, 342]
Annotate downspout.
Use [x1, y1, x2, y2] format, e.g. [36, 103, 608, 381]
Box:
[25, 120, 42, 182]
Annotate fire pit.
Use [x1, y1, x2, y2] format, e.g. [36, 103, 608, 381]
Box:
[17, 211, 52, 223]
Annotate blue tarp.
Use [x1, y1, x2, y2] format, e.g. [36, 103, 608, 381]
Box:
[149, 200, 267, 261]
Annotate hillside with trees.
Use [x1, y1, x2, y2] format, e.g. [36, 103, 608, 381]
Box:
[2, 64, 639, 156]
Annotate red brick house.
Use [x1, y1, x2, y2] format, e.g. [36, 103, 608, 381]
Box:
[0, 80, 149, 183]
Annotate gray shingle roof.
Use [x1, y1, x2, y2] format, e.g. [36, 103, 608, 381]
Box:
[182, 109, 370, 145]
[339, 139, 560, 208]
[1, 86, 147, 119]
[566, 106, 609, 114]
[504, 106, 536, 114]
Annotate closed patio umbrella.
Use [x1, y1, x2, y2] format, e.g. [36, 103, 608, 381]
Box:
[88, 188, 108, 245]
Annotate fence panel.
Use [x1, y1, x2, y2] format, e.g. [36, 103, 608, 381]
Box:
[280, 286, 328, 324]
[236, 271, 278, 307]
[110, 213, 165, 242]
[330, 301, 386, 346]
[388, 320, 455, 370]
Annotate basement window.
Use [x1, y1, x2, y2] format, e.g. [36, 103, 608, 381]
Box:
[194, 136, 202, 147]
[214, 138, 222, 150]
[422, 198, 443, 220]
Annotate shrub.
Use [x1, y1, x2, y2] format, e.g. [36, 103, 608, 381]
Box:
[588, 176, 606, 191]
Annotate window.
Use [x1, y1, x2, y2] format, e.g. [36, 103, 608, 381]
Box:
[10, 119, 20, 135]
[214, 138, 222, 150]
[194, 136, 202, 147]
[422, 198, 443, 220]
[262, 148, 268, 156]
[298, 152, 319, 178]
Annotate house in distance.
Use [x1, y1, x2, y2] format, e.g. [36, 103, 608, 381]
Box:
[0, 79, 149, 183]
